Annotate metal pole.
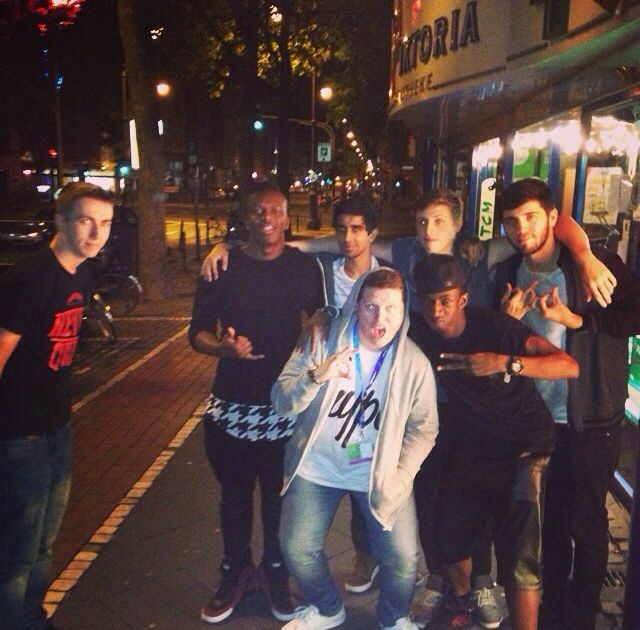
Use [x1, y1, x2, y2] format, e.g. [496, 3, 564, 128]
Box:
[53, 60, 64, 189]
[310, 71, 316, 171]
[47, 22, 65, 190]
[121, 65, 129, 157]
[307, 70, 321, 229]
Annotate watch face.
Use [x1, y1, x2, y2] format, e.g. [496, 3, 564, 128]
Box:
[511, 358, 523, 374]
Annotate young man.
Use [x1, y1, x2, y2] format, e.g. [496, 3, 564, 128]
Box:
[272, 268, 439, 630]
[493, 178, 640, 630]
[202, 189, 616, 309]
[410, 254, 579, 630]
[189, 180, 324, 624]
[0, 182, 114, 630]
[315, 195, 383, 311]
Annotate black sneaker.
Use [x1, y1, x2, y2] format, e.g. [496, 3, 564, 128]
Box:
[201, 560, 256, 624]
[257, 559, 297, 622]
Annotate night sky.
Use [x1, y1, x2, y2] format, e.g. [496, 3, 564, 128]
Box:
[1, 0, 123, 163]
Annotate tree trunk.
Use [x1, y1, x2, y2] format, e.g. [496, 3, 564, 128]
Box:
[117, 0, 172, 301]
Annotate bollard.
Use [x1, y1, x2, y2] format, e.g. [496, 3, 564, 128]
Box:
[178, 220, 187, 271]
[194, 218, 202, 262]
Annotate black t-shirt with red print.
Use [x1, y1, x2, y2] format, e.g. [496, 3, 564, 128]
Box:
[0, 247, 91, 438]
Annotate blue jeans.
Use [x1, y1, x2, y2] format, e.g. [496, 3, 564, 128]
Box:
[281, 475, 419, 627]
[0, 423, 72, 630]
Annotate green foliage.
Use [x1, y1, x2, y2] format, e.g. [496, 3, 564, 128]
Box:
[166, 1, 334, 99]
[153, 0, 392, 160]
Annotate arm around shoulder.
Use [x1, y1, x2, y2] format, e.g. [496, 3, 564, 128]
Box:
[521, 333, 579, 379]
[291, 234, 339, 255]
[372, 239, 393, 263]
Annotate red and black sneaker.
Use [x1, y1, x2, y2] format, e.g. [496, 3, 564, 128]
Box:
[434, 592, 474, 629]
[200, 560, 256, 624]
[257, 559, 297, 622]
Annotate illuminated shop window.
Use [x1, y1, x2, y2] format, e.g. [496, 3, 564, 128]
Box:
[511, 111, 581, 214]
[583, 108, 640, 238]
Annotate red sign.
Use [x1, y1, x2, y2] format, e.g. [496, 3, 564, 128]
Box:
[28, 0, 84, 25]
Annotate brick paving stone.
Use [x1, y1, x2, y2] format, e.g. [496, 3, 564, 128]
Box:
[53, 333, 212, 575]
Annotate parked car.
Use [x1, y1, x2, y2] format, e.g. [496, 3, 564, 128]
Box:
[0, 219, 53, 246]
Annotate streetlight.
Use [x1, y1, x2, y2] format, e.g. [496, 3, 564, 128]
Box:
[319, 86, 333, 101]
[155, 81, 171, 194]
[155, 81, 171, 138]
[156, 81, 171, 97]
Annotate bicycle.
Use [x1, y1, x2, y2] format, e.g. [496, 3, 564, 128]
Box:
[206, 216, 227, 242]
[94, 271, 142, 317]
[83, 291, 117, 343]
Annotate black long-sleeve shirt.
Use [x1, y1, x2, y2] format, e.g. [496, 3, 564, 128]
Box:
[189, 246, 324, 405]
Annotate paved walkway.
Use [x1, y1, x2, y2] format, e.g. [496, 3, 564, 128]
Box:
[50, 329, 213, 580]
[50, 411, 388, 629]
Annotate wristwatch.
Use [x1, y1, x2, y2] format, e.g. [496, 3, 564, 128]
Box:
[503, 356, 523, 383]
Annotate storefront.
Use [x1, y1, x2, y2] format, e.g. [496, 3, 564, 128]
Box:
[390, 0, 640, 497]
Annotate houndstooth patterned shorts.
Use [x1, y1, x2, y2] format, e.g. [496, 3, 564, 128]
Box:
[203, 394, 296, 441]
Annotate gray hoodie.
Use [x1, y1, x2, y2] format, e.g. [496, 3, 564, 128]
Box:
[271, 268, 439, 530]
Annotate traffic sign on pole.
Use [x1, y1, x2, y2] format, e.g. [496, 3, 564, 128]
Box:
[317, 142, 331, 162]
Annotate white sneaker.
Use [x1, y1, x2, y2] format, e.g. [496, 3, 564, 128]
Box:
[410, 588, 446, 628]
[344, 552, 380, 593]
[282, 604, 346, 629]
[380, 616, 420, 630]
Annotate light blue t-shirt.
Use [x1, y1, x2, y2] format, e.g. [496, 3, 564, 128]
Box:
[518, 261, 568, 423]
[332, 256, 380, 309]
